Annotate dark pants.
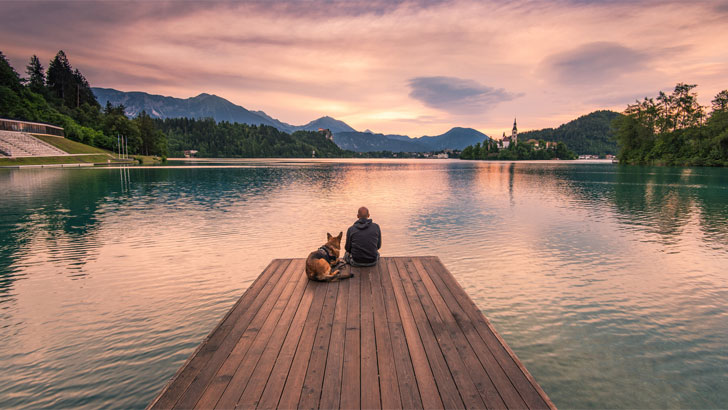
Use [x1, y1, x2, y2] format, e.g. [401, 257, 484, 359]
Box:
[344, 252, 379, 267]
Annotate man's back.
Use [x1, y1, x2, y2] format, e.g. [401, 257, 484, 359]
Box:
[345, 217, 381, 264]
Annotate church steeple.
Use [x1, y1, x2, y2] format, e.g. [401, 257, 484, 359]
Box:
[511, 117, 518, 143]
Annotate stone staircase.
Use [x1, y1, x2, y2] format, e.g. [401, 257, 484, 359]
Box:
[0, 131, 69, 157]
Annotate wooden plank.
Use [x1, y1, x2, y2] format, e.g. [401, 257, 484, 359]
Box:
[298, 280, 340, 409]
[425, 257, 554, 410]
[276, 281, 331, 409]
[256, 281, 328, 410]
[417, 257, 526, 409]
[235, 266, 314, 409]
[369, 262, 403, 410]
[360, 266, 381, 410]
[394, 258, 475, 409]
[318, 274, 350, 409]
[385, 258, 444, 410]
[203, 259, 308, 409]
[149, 259, 288, 410]
[378, 259, 423, 410]
[409, 258, 508, 409]
[366, 266, 402, 409]
[176, 259, 299, 409]
[340, 266, 361, 409]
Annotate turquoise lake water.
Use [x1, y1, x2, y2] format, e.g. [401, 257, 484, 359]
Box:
[0, 159, 727, 409]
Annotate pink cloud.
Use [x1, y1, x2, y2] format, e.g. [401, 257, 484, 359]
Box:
[1, 0, 726, 137]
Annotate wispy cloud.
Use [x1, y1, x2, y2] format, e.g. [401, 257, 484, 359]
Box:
[541, 42, 650, 84]
[408, 76, 521, 115]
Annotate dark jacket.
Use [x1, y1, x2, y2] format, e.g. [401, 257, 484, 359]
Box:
[345, 218, 381, 264]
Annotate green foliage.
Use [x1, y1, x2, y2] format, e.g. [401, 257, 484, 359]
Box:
[459, 138, 576, 161]
[0, 49, 164, 156]
[0, 51, 22, 92]
[25, 55, 45, 94]
[518, 110, 621, 155]
[156, 117, 352, 158]
[136, 111, 167, 156]
[46, 50, 98, 110]
[712, 90, 728, 113]
[614, 83, 728, 166]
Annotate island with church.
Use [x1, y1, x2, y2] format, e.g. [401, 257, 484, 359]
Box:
[459, 118, 578, 161]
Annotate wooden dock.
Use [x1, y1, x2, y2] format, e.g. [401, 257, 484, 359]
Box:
[148, 257, 554, 409]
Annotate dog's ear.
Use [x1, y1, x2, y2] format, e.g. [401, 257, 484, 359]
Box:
[327, 232, 332, 240]
[337, 231, 343, 240]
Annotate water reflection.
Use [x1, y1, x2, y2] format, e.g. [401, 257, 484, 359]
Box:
[0, 161, 727, 409]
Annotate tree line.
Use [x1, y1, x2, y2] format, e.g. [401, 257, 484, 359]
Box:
[158, 117, 350, 158]
[613, 83, 728, 166]
[460, 138, 577, 160]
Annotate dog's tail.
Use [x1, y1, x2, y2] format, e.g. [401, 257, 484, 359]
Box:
[321, 268, 354, 282]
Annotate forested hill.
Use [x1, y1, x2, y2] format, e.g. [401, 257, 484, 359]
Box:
[156, 118, 350, 158]
[0, 49, 354, 159]
[519, 110, 621, 155]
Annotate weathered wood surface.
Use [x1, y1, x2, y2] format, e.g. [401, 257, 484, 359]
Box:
[148, 257, 555, 409]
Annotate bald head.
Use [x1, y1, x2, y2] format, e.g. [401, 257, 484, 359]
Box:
[357, 206, 370, 219]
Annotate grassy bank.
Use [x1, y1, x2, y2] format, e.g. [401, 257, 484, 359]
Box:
[1, 135, 165, 166]
[33, 135, 111, 154]
[0, 154, 116, 166]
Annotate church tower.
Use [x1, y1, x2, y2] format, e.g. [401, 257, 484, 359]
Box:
[512, 118, 518, 144]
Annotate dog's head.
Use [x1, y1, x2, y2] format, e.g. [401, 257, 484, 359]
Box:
[326, 232, 343, 257]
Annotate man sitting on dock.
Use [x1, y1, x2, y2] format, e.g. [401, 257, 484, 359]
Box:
[344, 206, 381, 267]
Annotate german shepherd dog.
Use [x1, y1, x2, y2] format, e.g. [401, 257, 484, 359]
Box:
[305, 232, 353, 282]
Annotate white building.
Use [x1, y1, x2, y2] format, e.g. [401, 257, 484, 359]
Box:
[498, 118, 518, 149]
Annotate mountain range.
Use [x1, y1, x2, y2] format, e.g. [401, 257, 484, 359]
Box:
[92, 87, 356, 134]
[334, 128, 489, 152]
[92, 88, 488, 152]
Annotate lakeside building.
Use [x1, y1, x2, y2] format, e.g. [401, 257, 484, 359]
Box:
[317, 128, 334, 141]
[526, 139, 558, 150]
[498, 118, 518, 148]
[0, 118, 64, 137]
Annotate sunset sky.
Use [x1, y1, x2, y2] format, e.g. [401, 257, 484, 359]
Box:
[2, 0, 727, 137]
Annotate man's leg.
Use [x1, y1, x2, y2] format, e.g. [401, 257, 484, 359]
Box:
[346, 253, 379, 267]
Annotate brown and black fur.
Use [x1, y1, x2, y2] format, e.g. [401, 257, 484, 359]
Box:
[305, 232, 353, 282]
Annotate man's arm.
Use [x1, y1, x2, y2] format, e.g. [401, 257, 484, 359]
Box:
[377, 225, 382, 249]
[345, 226, 352, 253]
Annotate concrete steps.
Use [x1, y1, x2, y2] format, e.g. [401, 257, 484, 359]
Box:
[0, 131, 69, 157]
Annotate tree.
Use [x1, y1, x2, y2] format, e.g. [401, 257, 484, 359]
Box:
[47, 50, 74, 106]
[0, 51, 22, 92]
[671, 83, 704, 129]
[25, 55, 45, 93]
[614, 83, 728, 166]
[135, 111, 167, 156]
[72, 68, 98, 108]
[712, 90, 728, 113]
[46, 50, 98, 109]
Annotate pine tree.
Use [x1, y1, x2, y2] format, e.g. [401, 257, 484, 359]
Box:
[0, 51, 22, 91]
[25, 55, 45, 93]
[47, 50, 74, 107]
[73, 68, 98, 108]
